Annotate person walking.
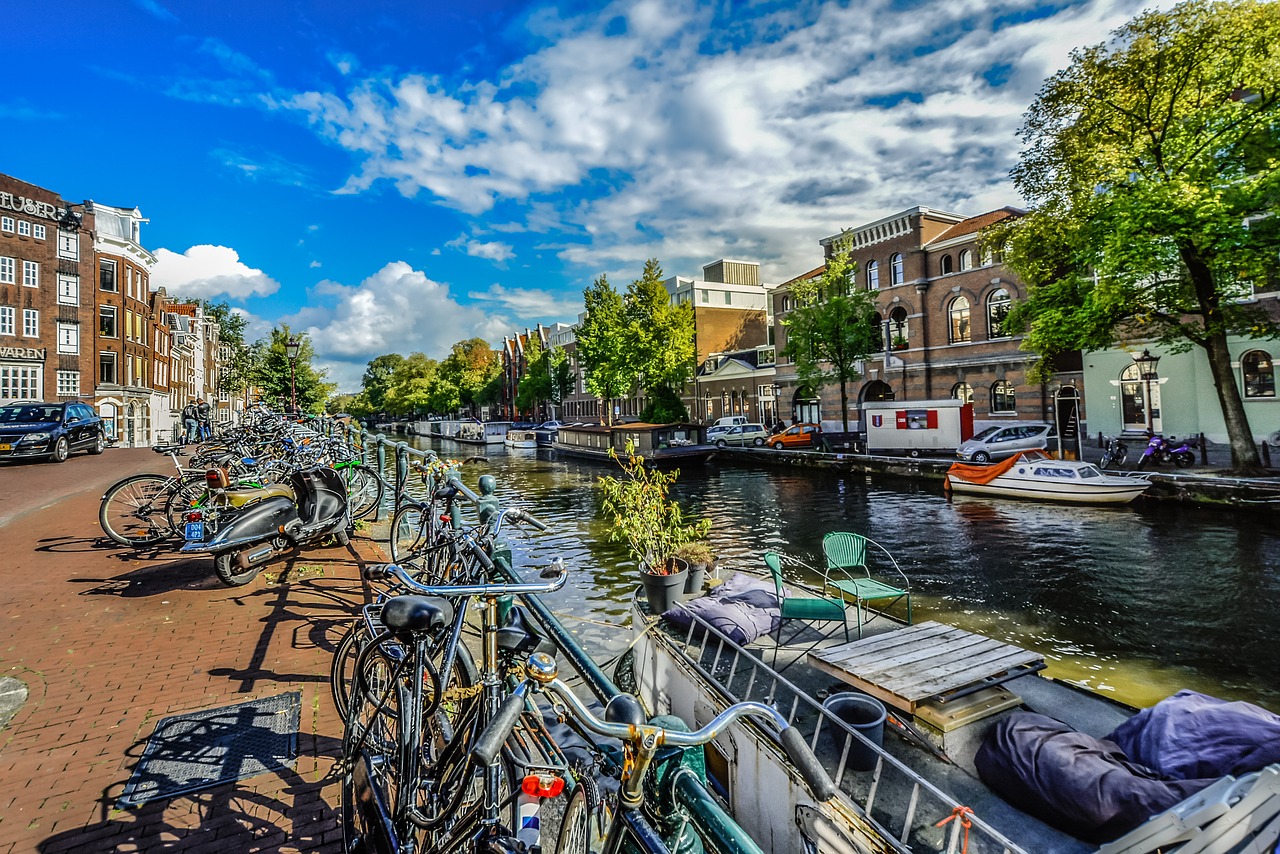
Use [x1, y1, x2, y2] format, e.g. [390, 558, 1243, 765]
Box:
[181, 400, 199, 445]
[196, 398, 212, 441]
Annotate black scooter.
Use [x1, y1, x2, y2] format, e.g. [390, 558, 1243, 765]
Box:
[179, 465, 353, 586]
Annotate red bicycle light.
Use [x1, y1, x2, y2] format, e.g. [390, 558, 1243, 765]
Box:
[521, 774, 564, 798]
[185, 511, 202, 522]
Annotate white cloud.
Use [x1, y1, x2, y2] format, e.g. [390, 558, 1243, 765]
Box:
[309, 260, 322, 268]
[445, 234, 515, 263]
[278, 0, 1160, 284]
[467, 283, 582, 318]
[152, 244, 281, 299]
[286, 261, 515, 392]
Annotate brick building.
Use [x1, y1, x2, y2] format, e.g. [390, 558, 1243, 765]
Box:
[0, 174, 97, 406]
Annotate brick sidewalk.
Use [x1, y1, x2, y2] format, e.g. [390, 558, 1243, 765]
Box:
[0, 473, 384, 853]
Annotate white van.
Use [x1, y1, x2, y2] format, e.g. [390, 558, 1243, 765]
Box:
[707, 415, 749, 440]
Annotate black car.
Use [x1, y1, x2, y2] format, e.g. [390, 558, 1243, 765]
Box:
[0, 401, 106, 463]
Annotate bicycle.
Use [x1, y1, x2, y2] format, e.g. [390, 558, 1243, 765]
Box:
[98, 444, 209, 546]
[479, 652, 837, 854]
[1099, 436, 1129, 470]
[341, 555, 570, 854]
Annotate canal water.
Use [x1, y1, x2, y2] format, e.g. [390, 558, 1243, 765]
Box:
[397, 434, 1280, 711]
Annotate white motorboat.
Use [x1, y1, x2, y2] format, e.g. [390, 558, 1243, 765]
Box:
[503, 429, 538, 449]
[946, 450, 1150, 504]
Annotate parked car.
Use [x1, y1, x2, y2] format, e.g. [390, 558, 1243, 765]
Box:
[712, 423, 770, 448]
[706, 415, 750, 441]
[537, 420, 564, 430]
[0, 401, 106, 463]
[770, 423, 822, 450]
[955, 422, 1057, 463]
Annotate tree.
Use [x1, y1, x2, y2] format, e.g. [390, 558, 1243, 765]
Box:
[202, 301, 257, 397]
[382, 353, 439, 415]
[781, 233, 880, 431]
[440, 338, 501, 416]
[575, 274, 635, 423]
[252, 326, 336, 414]
[362, 354, 406, 414]
[996, 0, 1280, 470]
[626, 259, 695, 422]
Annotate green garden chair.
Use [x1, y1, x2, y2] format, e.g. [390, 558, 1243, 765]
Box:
[821, 532, 911, 638]
[764, 551, 849, 669]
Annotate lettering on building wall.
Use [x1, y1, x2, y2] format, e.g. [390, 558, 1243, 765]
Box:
[0, 347, 47, 360]
[0, 193, 61, 222]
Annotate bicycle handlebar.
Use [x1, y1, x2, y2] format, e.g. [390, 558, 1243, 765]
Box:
[361, 561, 568, 598]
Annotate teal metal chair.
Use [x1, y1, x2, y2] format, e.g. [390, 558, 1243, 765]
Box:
[764, 551, 849, 668]
[821, 532, 911, 638]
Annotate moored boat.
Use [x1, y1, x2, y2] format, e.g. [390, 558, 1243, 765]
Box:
[946, 450, 1150, 504]
[503, 429, 538, 449]
[452, 420, 512, 445]
[554, 422, 717, 465]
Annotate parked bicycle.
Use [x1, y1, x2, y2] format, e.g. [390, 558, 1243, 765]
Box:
[1099, 436, 1129, 470]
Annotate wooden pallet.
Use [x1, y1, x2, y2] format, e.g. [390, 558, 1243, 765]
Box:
[808, 621, 1045, 714]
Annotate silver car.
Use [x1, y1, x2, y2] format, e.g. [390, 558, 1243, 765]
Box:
[712, 423, 770, 448]
[956, 423, 1057, 463]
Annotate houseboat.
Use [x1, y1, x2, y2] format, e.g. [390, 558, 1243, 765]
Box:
[553, 422, 716, 466]
[503, 429, 539, 449]
[452, 420, 512, 446]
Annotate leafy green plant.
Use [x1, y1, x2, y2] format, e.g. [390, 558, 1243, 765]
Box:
[672, 540, 715, 568]
[598, 440, 711, 575]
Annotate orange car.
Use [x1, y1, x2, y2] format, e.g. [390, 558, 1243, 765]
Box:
[770, 423, 821, 450]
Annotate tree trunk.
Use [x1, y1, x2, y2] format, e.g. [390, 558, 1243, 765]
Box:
[1203, 331, 1262, 471]
[838, 380, 850, 432]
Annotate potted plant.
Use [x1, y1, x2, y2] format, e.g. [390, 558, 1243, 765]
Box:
[598, 440, 711, 614]
[891, 335, 909, 351]
[672, 540, 716, 595]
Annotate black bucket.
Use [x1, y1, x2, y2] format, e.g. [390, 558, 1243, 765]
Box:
[822, 692, 887, 771]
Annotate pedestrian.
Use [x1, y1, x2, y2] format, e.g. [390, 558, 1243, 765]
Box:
[196, 398, 212, 441]
[181, 399, 199, 445]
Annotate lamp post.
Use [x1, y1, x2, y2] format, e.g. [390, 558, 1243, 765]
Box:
[1132, 349, 1160, 434]
[285, 337, 301, 415]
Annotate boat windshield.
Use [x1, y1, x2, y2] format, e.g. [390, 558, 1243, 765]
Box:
[1078, 465, 1103, 478]
[1030, 466, 1078, 479]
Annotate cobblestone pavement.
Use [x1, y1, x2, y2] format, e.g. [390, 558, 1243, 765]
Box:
[0, 450, 383, 853]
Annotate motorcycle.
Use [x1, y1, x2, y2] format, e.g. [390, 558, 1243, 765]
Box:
[1137, 434, 1196, 469]
[179, 465, 353, 586]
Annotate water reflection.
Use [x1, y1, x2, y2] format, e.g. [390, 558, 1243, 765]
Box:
[399, 433, 1279, 709]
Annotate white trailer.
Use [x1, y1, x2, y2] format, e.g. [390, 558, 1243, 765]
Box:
[863, 399, 974, 457]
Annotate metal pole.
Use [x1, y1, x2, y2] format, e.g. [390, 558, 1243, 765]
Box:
[289, 358, 297, 414]
[1145, 375, 1154, 434]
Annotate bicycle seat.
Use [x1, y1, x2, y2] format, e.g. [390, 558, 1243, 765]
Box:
[497, 605, 556, 657]
[380, 595, 454, 636]
[153, 444, 184, 454]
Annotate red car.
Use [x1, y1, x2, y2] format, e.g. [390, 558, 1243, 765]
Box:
[770, 423, 821, 450]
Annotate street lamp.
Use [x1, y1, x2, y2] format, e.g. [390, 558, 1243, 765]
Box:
[285, 337, 301, 415]
[1132, 349, 1160, 434]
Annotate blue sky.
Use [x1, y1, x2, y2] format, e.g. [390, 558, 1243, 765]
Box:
[2, 0, 1160, 391]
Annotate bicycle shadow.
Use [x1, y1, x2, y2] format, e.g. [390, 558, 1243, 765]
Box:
[68, 556, 226, 597]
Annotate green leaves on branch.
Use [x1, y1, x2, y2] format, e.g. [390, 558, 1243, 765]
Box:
[597, 440, 711, 572]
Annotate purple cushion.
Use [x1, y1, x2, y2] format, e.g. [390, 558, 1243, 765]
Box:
[660, 572, 782, 645]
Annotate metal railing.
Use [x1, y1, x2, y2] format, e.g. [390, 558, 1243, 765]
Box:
[662, 602, 1026, 854]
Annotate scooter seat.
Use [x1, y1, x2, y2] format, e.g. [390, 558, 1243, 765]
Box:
[380, 596, 454, 636]
[224, 484, 295, 508]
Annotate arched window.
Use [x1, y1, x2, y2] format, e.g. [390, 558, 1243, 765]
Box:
[866, 260, 879, 290]
[889, 306, 909, 349]
[948, 296, 971, 343]
[890, 253, 903, 285]
[991, 381, 1016, 413]
[1242, 350, 1275, 398]
[951, 382, 974, 404]
[987, 288, 1011, 338]
[958, 249, 972, 271]
[870, 313, 884, 351]
[940, 255, 954, 275]
[980, 246, 993, 266]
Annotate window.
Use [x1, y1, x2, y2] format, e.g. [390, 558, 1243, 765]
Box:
[987, 288, 1011, 338]
[99, 259, 117, 292]
[959, 249, 972, 271]
[0, 365, 41, 400]
[100, 352, 117, 385]
[700, 288, 709, 303]
[57, 274, 78, 306]
[724, 291, 732, 305]
[0, 217, 12, 232]
[941, 255, 953, 275]
[757, 347, 776, 366]
[124, 309, 134, 341]
[867, 260, 879, 290]
[100, 306, 118, 338]
[1242, 350, 1275, 398]
[952, 382, 974, 404]
[980, 246, 993, 266]
[0, 257, 13, 284]
[22, 309, 38, 338]
[22, 260, 38, 288]
[57, 322, 78, 354]
[57, 370, 80, 397]
[33, 224, 45, 240]
[948, 296, 971, 343]
[17, 221, 30, 237]
[991, 381, 1016, 413]
[0, 306, 13, 336]
[889, 306, 909, 348]
[58, 231, 78, 260]
[890, 253, 903, 285]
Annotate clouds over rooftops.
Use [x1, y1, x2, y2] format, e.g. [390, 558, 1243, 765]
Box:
[152, 244, 281, 300]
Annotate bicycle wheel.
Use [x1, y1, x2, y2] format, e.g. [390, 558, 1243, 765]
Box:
[390, 504, 431, 563]
[99, 474, 177, 547]
[164, 476, 212, 535]
[347, 465, 384, 520]
[556, 779, 611, 854]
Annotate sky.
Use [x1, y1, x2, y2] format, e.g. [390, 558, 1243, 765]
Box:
[2, 0, 1165, 392]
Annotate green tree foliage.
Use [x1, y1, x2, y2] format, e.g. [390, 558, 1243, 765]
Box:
[626, 259, 695, 421]
[575, 274, 634, 422]
[362, 354, 406, 413]
[253, 326, 336, 414]
[515, 336, 575, 418]
[995, 0, 1280, 470]
[202, 300, 257, 396]
[781, 234, 879, 431]
[440, 338, 501, 416]
[382, 353, 440, 415]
